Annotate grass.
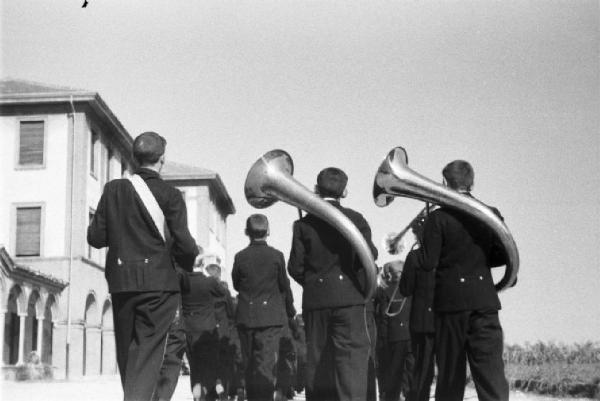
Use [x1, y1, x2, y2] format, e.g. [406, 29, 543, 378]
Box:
[505, 362, 600, 399]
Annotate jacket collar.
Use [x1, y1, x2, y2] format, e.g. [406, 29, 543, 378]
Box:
[136, 167, 160, 179]
[250, 239, 267, 246]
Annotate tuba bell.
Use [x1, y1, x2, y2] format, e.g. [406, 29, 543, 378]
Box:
[245, 149, 379, 300]
[373, 147, 519, 291]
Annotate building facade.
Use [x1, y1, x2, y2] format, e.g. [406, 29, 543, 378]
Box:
[0, 79, 234, 379]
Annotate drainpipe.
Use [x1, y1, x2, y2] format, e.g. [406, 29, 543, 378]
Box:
[66, 96, 76, 379]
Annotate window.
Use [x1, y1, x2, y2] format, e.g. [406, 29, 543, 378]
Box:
[90, 131, 99, 176]
[18, 120, 45, 166]
[15, 206, 42, 256]
[88, 210, 95, 260]
[121, 159, 128, 177]
[106, 148, 113, 183]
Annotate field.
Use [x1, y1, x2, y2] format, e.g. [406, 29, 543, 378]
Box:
[503, 342, 600, 399]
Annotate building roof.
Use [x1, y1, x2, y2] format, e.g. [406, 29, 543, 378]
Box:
[0, 246, 68, 292]
[0, 78, 133, 149]
[0, 79, 92, 96]
[162, 161, 236, 216]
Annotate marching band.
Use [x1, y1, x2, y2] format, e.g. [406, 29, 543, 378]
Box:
[88, 134, 519, 401]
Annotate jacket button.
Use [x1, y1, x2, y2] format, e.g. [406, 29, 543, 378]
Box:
[460, 278, 465, 282]
[400, 322, 404, 326]
[339, 275, 343, 280]
[263, 301, 267, 305]
[249, 301, 253, 305]
[427, 307, 432, 312]
[319, 278, 323, 283]
[479, 276, 483, 280]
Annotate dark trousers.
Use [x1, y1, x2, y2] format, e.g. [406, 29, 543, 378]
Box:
[435, 310, 508, 401]
[366, 311, 377, 401]
[409, 332, 435, 401]
[112, 291, 179, 401]
[185, 324, 219, 400]
[304, 305, 371, 401]
[153, 304, 186, 401]
[382, 340, 413, 401]
[238, 325, 283, 401]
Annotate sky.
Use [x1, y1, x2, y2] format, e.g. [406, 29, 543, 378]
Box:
[1, 0, 598, 344]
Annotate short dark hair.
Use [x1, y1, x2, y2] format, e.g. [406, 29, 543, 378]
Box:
[442, 160, 474, 191]
[133, 131, 166, 166]
[316, 167, 348, 198]
[245, 214, 269, 239]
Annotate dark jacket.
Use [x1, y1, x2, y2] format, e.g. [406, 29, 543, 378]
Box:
[87, 168, 198, 293]
[287, 200, 378, 311]
[232, 240, 293, 328]
[399, 249, 435, 333]
[420, 197, 507, 312]
[375, 284, 412, 342]
[181, 271, 228, 332]
[214, 282, 235, 338]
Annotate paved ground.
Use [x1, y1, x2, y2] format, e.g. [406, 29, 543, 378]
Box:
[0, 374, 589, 401]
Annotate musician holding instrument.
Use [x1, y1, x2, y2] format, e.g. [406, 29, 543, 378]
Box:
[399, 219, 435, 401]
[420, 160, 510, 401]
[377, 261, 414, 401]
[287, 167, 379, 401]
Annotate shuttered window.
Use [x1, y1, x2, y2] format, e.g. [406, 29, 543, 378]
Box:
[15, 206, 42, 256]
[18, 121, 45, 166]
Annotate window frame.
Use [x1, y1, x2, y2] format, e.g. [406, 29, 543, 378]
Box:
[12, 202, 46, 258]
[90, 129, 100, 179]
[15, 116, 48, 170]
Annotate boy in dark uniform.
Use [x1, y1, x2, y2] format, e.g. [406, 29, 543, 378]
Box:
[287, 167, 378, 401]
[232, 214, 295, 401]
[399, 220, 436, 401]
[206, 263, 236, 398]
[377, 261, 413, 401]
[87, 131, 198, 401]
[420, 160, 510, 401]
[182, 262, 229, 401]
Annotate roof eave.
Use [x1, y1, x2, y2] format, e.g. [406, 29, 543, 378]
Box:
[0, 92, 134, 149]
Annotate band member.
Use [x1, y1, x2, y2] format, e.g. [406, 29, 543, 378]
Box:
[182, 261, 229, 401]
[233, 214, 295, 401]
[420, 160, 510, 401]
[287, 167, 378, 401]
[205, 263, 236, 398]
[377, 261, 413, 401]
[275, 281, 298, 401]
[153, 266, 191, 401]
[399, 220, 436, 401]
[88, 131, 198, 401]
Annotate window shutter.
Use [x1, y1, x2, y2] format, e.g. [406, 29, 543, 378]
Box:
[16, 207, 42, 256]
[19, 121, 44, 165]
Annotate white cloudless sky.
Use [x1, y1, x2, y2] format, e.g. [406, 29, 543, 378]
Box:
[2, 0, 598, 344]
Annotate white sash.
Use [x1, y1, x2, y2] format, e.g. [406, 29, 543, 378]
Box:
[127, 174, 166, 242]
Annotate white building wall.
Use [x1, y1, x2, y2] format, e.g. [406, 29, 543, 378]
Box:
[0, 114, 69, 258]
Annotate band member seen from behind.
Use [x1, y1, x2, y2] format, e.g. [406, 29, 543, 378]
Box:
[275, 278, 298, 401]
[88, 131, 198, 401]
[420, 160, 510, 401]
[232, 214, 295, 401]
[153, 266, 191, 401]
[399, 219, 436, 401]
[377, 261, 413, 401]
[182, 259, 229, 401]
[205, 263, 236, 398]
[287, 167, 378, 401]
